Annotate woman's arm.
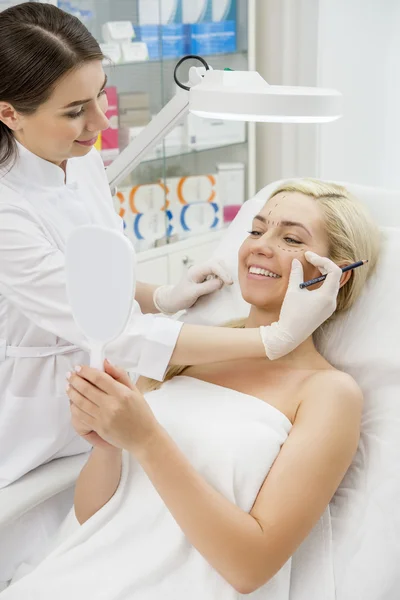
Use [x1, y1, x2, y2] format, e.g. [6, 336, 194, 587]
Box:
[0, 205, 265, 379]
[0, 204, 342, 380]
[170, 324, 265, 365]
[74, 447, 122, 525]
[134, 259, 232, 315]
[68, 365, 362, 594]
[134, 281, 159, 314]
[130, 370, 361, 594]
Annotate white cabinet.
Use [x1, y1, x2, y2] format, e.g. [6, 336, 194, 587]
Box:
[168, 241, 221, 284]
[135, 256, 169, 286]
[136, 230, 224, 285]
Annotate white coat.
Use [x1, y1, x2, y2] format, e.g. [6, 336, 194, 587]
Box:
[0, 141, 182, 490]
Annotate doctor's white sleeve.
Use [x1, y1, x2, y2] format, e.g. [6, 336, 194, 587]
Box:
[0, 205, 182, 380]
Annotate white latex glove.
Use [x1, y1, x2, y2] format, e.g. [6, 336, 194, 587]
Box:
[260, 251, 342, 360]
[153, 258, 233, 315]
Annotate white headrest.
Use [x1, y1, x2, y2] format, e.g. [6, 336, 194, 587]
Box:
[317, 226, 400, 597]
[182, 180, 400, 326]
[182, 181, 400, 598]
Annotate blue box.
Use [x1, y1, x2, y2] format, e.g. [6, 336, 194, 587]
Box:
[182, 0, 213, 24]
[212, 0, 236, 22]
[136, 24, 185, 60]
[138, 0, 182, 25]
[186, 20, 236, 55]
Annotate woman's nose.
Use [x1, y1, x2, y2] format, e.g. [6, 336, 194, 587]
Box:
[251, 234, 275, 257]
[86, 108, 109, 133]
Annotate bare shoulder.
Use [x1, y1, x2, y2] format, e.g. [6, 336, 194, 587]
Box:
[295, 368, 363, 450]
[299, 368, 363, 410]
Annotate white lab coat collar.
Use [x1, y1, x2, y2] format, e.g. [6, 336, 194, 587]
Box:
[12, 140, 78, 190]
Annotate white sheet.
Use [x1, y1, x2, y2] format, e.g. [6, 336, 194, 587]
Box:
[2, 376, 294, 600]
[181, 189, 400, 598]
[314, 226, 400, 599]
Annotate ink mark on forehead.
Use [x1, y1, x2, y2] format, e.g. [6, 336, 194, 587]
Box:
[267, 196, 284, 223]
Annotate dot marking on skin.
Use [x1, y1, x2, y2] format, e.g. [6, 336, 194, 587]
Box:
[277, 244, 300, 253]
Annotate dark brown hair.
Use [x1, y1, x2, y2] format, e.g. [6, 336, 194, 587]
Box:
[0, 1, 104, 168]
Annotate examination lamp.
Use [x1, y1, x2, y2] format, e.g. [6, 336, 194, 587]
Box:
[106, 55, 342, 189]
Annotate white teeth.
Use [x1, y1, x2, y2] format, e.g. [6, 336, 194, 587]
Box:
[249, 266, 280, 278]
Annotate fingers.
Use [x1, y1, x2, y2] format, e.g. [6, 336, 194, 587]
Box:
[304, 251, 334, 274]
[287, 258, 305, 291]
[72, 365, 128, 398]
[206, 259, 233, 285]
[68, 384, 100, 420]
[189, 259, 233, 285]
[68, 370, 107, 407]
[194, 276, 224, 297]
[104, 359, 134, 390]
[304, 251, 342, 294]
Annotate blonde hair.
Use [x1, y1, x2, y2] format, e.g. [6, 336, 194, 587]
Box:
[144, 179, 381, 392]
[269, 178, 381, 313]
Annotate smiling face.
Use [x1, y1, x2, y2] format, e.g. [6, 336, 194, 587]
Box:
[9, 61, 109, 165]
[238, 192, 331, 315]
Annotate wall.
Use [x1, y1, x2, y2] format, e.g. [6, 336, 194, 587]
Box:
[254, 0, 320, 190]
[255, 0, 400, 191]
[317, 0, 400, 188]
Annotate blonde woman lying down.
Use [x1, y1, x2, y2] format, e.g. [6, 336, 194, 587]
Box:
[4, 180, 381, 599]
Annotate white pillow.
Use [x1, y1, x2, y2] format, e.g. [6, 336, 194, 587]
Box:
[182, 203, 400, 597]
[181, 178, 400, 326]
[316, 226, 400, 598]
[179, 196, 261, 326]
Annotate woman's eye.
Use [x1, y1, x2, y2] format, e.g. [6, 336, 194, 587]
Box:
[248, 230, 263, 237]
[284, 236, 302, 245]
[65, 91, 106, 119]
[66, 108, 84, 119]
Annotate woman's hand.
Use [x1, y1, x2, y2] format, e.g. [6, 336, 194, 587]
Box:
[68, 361, 126, 451]
[153, 258, 233, 314]
[260, 251, 342, 360]
[67, 360, 159, 454]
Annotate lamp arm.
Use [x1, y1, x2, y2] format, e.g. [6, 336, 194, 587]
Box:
[106, 90, 190, 191]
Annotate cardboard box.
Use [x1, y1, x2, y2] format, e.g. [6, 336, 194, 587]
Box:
[136, 24, 185, 59]
[100, 87, 119, 160]
[187, 20, 236, 55]
[118, 92, 149, 111]
[168, 174, 218, 205]
[217, 162, 245, 222]
[186, 113, 245, 149]
[167, 174, 221, 235]
[182, 0, 212, 23]
[138, 0, 182, 25]
[212, 0, 236, 21]
[119, 108, 151, 128]
[113, 183, 173, 251]
[173, 202, 221, 236]
[217, 162, 245, 205]
[115, 183, 169, 215]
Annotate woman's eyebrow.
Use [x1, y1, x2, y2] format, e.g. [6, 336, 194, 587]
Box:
[62, 74, 108, 109]
[280, 220, 312, 237]
[254, 215, 312, 237]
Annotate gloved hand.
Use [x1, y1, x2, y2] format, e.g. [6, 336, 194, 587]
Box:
[153, 258, 233, 315]
[260, 251, 342, 360]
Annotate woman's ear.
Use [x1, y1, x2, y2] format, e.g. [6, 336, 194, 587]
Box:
[338, 265, 352, 289]
[0, 102, 21, 131]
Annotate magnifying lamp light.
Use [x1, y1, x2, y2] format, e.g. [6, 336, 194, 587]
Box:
[106, 55, 342, 189]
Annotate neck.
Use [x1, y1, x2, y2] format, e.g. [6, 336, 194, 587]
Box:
[14, 133, 66, 168]
[245, 305, 319, 368]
